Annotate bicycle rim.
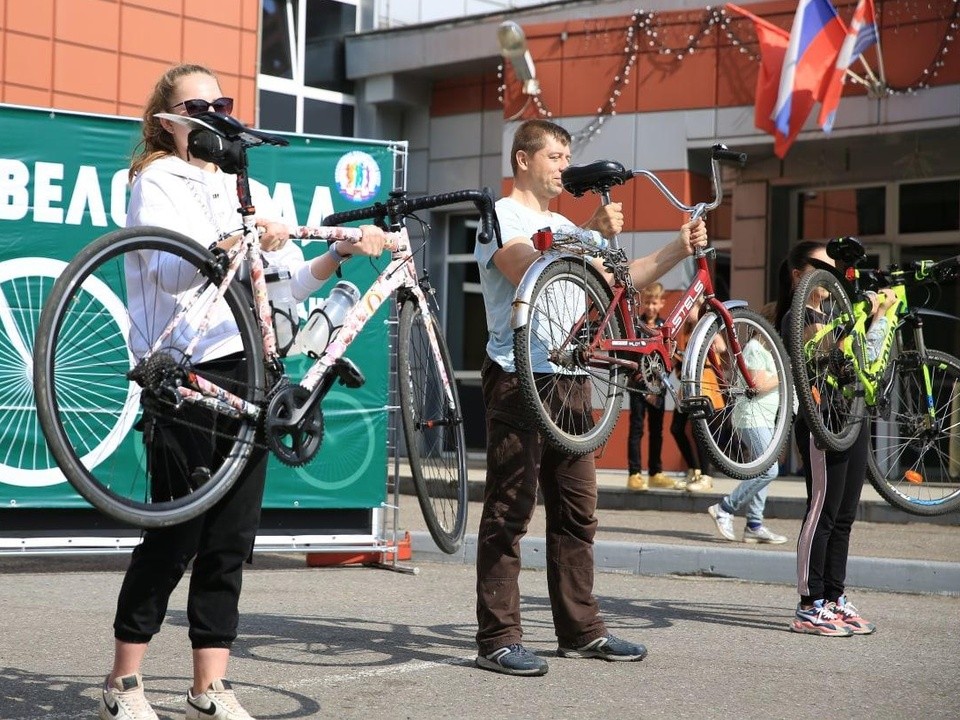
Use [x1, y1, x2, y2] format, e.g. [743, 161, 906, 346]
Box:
[33, 226, 264, 528]
[867, 348, 960, 516]
[513, 260, 624, 455]
[397, 298, 467, 554]
[789, 268, 865, 452]
[691, 308, 794, 479]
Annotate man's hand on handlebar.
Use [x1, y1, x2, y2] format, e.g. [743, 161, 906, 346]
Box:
[679, 218, 708, 255]
[583, 202, 624, 239]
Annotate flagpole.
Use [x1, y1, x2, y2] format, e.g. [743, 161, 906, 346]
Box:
[844, 68, 870, 87]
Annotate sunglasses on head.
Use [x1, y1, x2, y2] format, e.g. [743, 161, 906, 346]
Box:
[170, 97, 234, 117]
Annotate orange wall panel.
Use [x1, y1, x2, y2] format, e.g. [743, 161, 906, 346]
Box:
[6, 0, 54, 36]
[52, 92, 120, 115]
[633, 170, 694, 231]
[119, 6, 184, 61]
[184, 0, 242, 27]
[241, 0, 261, 32]
[635, 49, 718, 113]
[54, 44, 118, 101]
[557, 52, 638, 117]
[119, 55, 175, 108]
[5, 33, 54, 89]
[121, 0, 184, 14]
[56, 0, 120, 52]
[183, 18, 243, 77]
[4, 85, 52, 108]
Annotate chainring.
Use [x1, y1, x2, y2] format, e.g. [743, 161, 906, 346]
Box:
[264, 382, 324, 466]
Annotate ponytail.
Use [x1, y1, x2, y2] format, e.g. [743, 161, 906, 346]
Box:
[773, 240, 826, 330]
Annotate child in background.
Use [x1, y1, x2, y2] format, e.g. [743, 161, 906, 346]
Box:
[670, 298, 714, 492]
[627, 283, 670, 490]
[706, 303, 787, 544]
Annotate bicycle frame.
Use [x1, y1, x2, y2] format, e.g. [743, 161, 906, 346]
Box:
[150, 222, 456, 432]
[808, 270, 936, 421]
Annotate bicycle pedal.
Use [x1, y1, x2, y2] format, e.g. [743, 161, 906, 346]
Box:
[678, 395, 716, 419]
[334, 357, 365, 388]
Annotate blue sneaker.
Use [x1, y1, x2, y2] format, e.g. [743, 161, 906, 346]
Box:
[557, 634, 647, 661]
[476, 644, 548, 676]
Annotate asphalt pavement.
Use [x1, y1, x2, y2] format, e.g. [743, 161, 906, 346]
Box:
[1, 465, 958, 720]
[0, 554, 957, 720]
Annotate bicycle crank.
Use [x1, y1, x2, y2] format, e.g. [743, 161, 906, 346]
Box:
[264, 383, 324, 466]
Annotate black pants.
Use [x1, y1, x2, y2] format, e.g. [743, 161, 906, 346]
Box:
[627, 391, 664, 475]
[113, 355, 268, 650]
[669, 411, 711, 474]
[794, 418, 867, 603]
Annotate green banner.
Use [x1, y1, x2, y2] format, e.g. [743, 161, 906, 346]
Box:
[0, 104, 398, 511]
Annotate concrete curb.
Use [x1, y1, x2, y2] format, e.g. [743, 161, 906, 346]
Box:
[456, 479, 960, 526]
[410, 531, 960, 597]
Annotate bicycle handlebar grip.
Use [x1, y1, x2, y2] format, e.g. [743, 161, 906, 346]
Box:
[322, 202, 389, 227]
[711, 144, 747, 166]
[322, 188, 502, 245]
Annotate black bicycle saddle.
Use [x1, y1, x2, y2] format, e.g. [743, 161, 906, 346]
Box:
[561, 160, 633, 197]
[826, 236, 866, 267]
[190, 111, 289, 148]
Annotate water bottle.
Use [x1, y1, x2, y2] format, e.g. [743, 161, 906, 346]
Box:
[295, 280, 361, 359]
[264, 265, 299, 356]
[565, 226, 609, 251]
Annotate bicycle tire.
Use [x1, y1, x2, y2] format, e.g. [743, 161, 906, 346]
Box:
[788, 268, 865, 452]
[33, 226, 265, 528]
[867, 347, 960, 516]
[513, 259, 625, 455]
[690, 307, 794, 479]
[397, 297, 468, 554]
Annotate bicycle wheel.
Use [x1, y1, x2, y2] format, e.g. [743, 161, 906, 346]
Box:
[397, 297, 468, 554]
[867, 348, 960, 515]
[690, 307, 794, 479]
[33, 226, 265, 528]
[789, 268, 865, 452]
[513, 259, 625, 455]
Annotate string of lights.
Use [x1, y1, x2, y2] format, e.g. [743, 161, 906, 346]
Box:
[498, 2, 958, 143]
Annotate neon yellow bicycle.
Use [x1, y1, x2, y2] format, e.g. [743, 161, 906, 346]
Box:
[789, 236, 960, 515]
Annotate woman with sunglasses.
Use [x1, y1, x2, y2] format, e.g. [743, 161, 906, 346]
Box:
[97, 63, 385, 720]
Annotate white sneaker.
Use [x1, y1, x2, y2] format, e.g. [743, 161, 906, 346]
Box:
[707, 503, 736, 541]
[99, 673, 159, 720]
[186, 679, 255, 720]
[685, 471, 713, 492]
[743, 525, 788, 544]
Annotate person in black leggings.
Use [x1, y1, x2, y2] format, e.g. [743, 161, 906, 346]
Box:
[776, 240, 877, 637]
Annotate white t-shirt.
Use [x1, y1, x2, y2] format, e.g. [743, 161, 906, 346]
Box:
[125, 154, 319, 362]
[475, 196, 583, 372]
[732, 337, 780, 429]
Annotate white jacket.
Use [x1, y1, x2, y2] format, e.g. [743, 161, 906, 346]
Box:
[125, 155, 322, 362]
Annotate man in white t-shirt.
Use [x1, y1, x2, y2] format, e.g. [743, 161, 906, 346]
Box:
[473, 119, 707, 676]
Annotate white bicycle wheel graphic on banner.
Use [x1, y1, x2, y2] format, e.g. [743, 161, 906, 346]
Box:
[0, 257, 140, 488]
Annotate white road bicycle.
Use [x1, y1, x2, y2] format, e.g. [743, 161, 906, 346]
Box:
[33, 111, 499, 553]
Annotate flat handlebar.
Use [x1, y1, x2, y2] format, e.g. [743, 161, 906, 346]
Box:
[323, 187, 502, 245]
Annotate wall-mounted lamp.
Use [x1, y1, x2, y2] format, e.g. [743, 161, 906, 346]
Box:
[497, 21, 540, 96]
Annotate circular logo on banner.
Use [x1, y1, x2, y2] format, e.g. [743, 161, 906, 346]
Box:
[335, 151, 381, 202]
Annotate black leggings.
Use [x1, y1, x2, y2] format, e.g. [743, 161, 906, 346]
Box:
[113, 355, 268, 649]
[794, 419, 867, 603]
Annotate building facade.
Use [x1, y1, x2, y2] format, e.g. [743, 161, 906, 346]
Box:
[2, 0, 958, 467]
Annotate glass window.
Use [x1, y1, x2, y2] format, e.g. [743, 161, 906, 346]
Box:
[899, 180, 960, 233]
[303, 98, 354, 136]
[261, 0, 297, 79]
[259, 91, 297, 132]
[798, 186, 885, 240]
[304, 0, 356, 94]
[445, 215, 484, 373]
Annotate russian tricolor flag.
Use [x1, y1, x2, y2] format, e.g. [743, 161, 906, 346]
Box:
[771, 0, 846, 157]
[818, 0, 880, 133]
